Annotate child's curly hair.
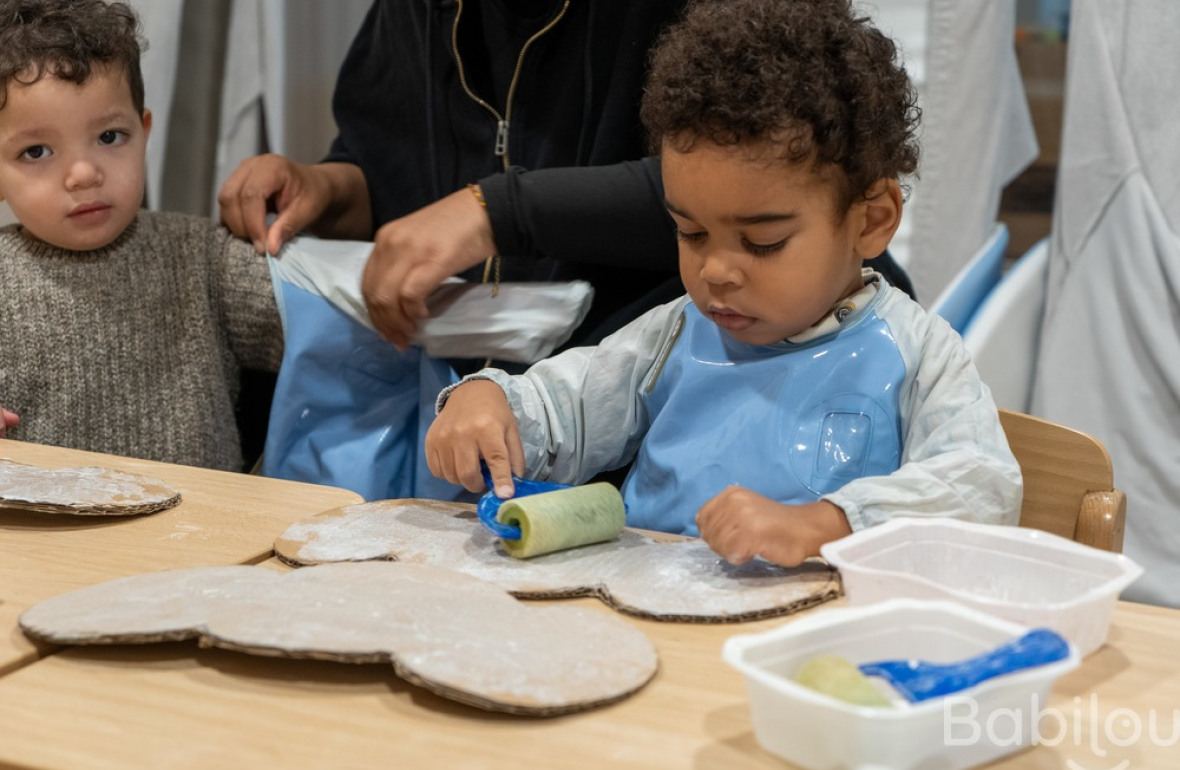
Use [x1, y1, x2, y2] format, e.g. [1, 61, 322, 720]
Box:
[641, 0, 920, 213]
[0, 0, 144, 112]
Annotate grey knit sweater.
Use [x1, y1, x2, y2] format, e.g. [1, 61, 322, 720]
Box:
[0, 211, 282, 471]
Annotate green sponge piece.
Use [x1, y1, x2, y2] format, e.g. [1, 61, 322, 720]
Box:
[496, 482, 626, 559]
[794, 655, 895, 708]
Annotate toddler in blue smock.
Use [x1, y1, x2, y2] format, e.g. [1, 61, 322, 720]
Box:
[425, 0, 1021, 567]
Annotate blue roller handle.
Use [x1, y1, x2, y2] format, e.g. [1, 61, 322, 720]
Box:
[475, 464, 571, 541]
[858, 628, 1071, 703]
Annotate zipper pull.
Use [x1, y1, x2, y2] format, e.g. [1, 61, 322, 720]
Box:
[494, 119, 509, 157]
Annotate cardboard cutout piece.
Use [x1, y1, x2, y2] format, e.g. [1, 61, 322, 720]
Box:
[0, 459, 181, 516]
[20, 562, 658, 716]
[275, 500, 841, 622]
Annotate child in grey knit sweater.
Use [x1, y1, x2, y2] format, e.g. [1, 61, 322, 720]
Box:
[0, 0, 281, 470]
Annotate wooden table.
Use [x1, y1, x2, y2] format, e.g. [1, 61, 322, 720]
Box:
[2, 442, 1175, 769]
[0, 564, 1174, 770]
[0, 440, 361, 673]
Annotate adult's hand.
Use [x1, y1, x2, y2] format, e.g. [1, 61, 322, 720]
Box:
[361, 187, 496, 349]
[218, 157, 371, 255]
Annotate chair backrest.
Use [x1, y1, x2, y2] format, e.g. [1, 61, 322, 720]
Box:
[962, 237, 1049, 411]
[998, 409, 1126, 553]
[929, 222, 1008, 333]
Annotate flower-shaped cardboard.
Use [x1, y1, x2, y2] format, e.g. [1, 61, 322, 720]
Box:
[19, 562, 658, 716]
[275, 500, 841, 622]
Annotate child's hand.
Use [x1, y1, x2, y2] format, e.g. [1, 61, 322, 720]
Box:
[696, 485, 852, 567]
[426, 380, 524, 497]
[0, 408, 19, 438]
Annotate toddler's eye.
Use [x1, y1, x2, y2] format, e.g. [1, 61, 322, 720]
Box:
[99, 130, 127, 146]
[743, 237, 788, 257]
[20, 145, 51, 161]
[676, 229, 706, 243]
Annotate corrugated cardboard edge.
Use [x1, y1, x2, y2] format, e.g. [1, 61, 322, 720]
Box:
[1, 492, 181, 516]
[0, 458, 181, 516]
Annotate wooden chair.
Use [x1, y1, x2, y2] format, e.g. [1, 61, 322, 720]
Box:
[998, 409, 1126, 553]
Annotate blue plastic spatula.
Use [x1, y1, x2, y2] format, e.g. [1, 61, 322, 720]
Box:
[858, 628, 1071, 703]
[474, 464, 630, 541]
[475, 464, 571, 541]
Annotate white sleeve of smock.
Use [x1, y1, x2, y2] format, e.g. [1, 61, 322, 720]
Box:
[824, 288, 1022, 530]
[435, 296, 691, 484]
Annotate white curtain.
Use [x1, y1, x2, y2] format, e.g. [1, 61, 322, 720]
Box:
[867, 0, 1037, 302]
[211, 0, 370, 214]
[121, 0, 369, 216]
[863, 0, 928, 271]
[1031, 0, 1180, 607]
[129, 0, 186, 210]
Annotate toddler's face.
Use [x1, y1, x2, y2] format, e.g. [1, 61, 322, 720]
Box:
[0, 66, 150, 251]
[663, 139, 869, 345]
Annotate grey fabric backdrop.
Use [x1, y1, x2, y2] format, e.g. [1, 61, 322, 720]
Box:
[135, 0, 368, 217]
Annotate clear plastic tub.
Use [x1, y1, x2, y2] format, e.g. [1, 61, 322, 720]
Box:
[820, 518, 1143, 656]
[723, 599, 1080, 770]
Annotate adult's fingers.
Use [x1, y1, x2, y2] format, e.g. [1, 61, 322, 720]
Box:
[217, 163, 252, 238]
[399, 260, 454, 322]
[266, 190, 318, 256]
[239, 162, 292, 253]
[363, 244, 416, 347]
[219, 158, 289, 252]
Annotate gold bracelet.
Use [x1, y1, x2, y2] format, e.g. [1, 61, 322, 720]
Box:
[468, 183, 500, 299]
[467, 182, 487, 208]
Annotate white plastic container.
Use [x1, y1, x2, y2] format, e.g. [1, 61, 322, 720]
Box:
[820, 518, 1143, 657]
[723, 599, 1080, 770]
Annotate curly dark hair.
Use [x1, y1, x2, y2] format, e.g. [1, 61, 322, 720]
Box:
[0, 0, 145, 112]
[641, 0, 920, 212]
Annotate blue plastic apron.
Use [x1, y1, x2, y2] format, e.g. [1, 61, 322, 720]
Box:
[262, 273, 462, 501]
[623, 298, 906, 534]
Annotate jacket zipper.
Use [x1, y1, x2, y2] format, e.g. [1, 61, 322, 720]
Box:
[450, 0, 571, 366]
[451, 0, 571, 170]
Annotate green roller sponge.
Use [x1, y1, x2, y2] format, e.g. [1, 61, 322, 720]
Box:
[496, 483, 626, 559]
[793, 655, 895, 708]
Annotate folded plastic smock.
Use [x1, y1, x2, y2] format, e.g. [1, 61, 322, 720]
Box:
[262, 236, 594, 500]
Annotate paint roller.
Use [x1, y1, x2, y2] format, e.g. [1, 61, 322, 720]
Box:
[477, 468, 626, 559]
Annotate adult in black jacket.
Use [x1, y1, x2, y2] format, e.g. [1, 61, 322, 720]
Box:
[219, 0, 686, 358]
[219, 0, 911, 356]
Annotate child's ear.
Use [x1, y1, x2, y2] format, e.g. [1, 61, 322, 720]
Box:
[141, 109, 153, 139]
[853, 179, 902, 260]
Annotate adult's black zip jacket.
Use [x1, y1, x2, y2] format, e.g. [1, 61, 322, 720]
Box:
[324, 0, 690, 354]
[325, 0, 914, 361]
